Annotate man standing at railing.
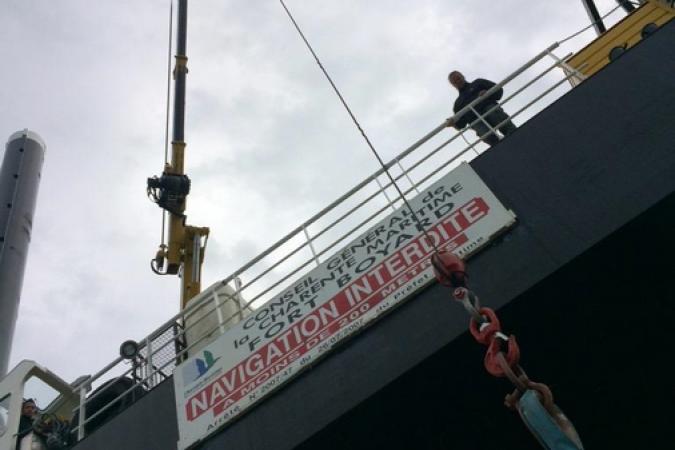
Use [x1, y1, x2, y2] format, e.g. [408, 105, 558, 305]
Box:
[445, 71, 517, 146]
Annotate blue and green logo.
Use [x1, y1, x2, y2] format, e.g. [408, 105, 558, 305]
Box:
[182, 350, 220, 383]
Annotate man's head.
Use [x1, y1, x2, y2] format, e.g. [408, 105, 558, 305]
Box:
[22, 399, 38, 418]
[448, 71, 466, 90]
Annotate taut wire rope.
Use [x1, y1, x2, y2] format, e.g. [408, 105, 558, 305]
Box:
[278, 0, 440, 253]
[161, 0, 174, 249]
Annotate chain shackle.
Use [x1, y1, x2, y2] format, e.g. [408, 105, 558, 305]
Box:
[469, 307, 500, 344]
[485, 334, 521, 377]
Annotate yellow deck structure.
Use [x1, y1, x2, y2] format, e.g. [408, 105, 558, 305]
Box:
[567, 0, 673, 81]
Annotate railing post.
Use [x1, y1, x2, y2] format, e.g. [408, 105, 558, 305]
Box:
[374, 177, 397, 212]
[192, 234, 201, 283]
[395, 159, 419, 195]
[145, 337, 154, 388]
[212, 290, 227, 335]
[174, 318, 187, 364]
[302, 226, 321, 266]
[234, 277, 244, 321]
[77, 384, 88, 441]
[470, 105, 501, 145]
[134, 356, 143, 386]
[459, 130, 481, 157]
[546, 49, 586, 84]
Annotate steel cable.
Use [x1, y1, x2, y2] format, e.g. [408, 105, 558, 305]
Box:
[278, 0, 440, 252]
[161, 1, 174, 250]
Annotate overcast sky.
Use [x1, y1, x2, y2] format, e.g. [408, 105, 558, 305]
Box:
[2, 0, 626, 397]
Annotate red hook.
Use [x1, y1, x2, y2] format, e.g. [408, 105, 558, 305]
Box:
[431, 251, 467, 288]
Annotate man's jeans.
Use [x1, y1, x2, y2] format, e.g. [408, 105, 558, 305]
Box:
[470, 105, 517, 146]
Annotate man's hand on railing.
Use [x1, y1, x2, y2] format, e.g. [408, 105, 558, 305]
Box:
[445, 117, 456, 128]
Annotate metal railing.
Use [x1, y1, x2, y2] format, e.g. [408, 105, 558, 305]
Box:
[69, 41, 588, 441]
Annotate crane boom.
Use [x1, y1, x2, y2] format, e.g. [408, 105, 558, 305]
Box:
[147, 0, 209, 308]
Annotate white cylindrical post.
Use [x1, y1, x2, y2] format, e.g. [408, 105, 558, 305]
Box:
[0, 130, 45, 376]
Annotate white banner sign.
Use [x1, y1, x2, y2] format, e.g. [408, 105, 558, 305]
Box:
[174, 163, 516, 449]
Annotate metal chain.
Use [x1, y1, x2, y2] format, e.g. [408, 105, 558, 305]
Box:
[432, 251, 584, 450]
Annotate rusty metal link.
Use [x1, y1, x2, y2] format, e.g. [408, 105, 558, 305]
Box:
[501, 367, 543, 409]
[528, 382, 555, 411]
[500, 361, 531, 407]
[497, 355, 547, 411]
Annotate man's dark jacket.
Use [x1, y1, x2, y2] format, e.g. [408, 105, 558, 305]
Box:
[453, 78, 503, 128]
[16, 414, 34, 447]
